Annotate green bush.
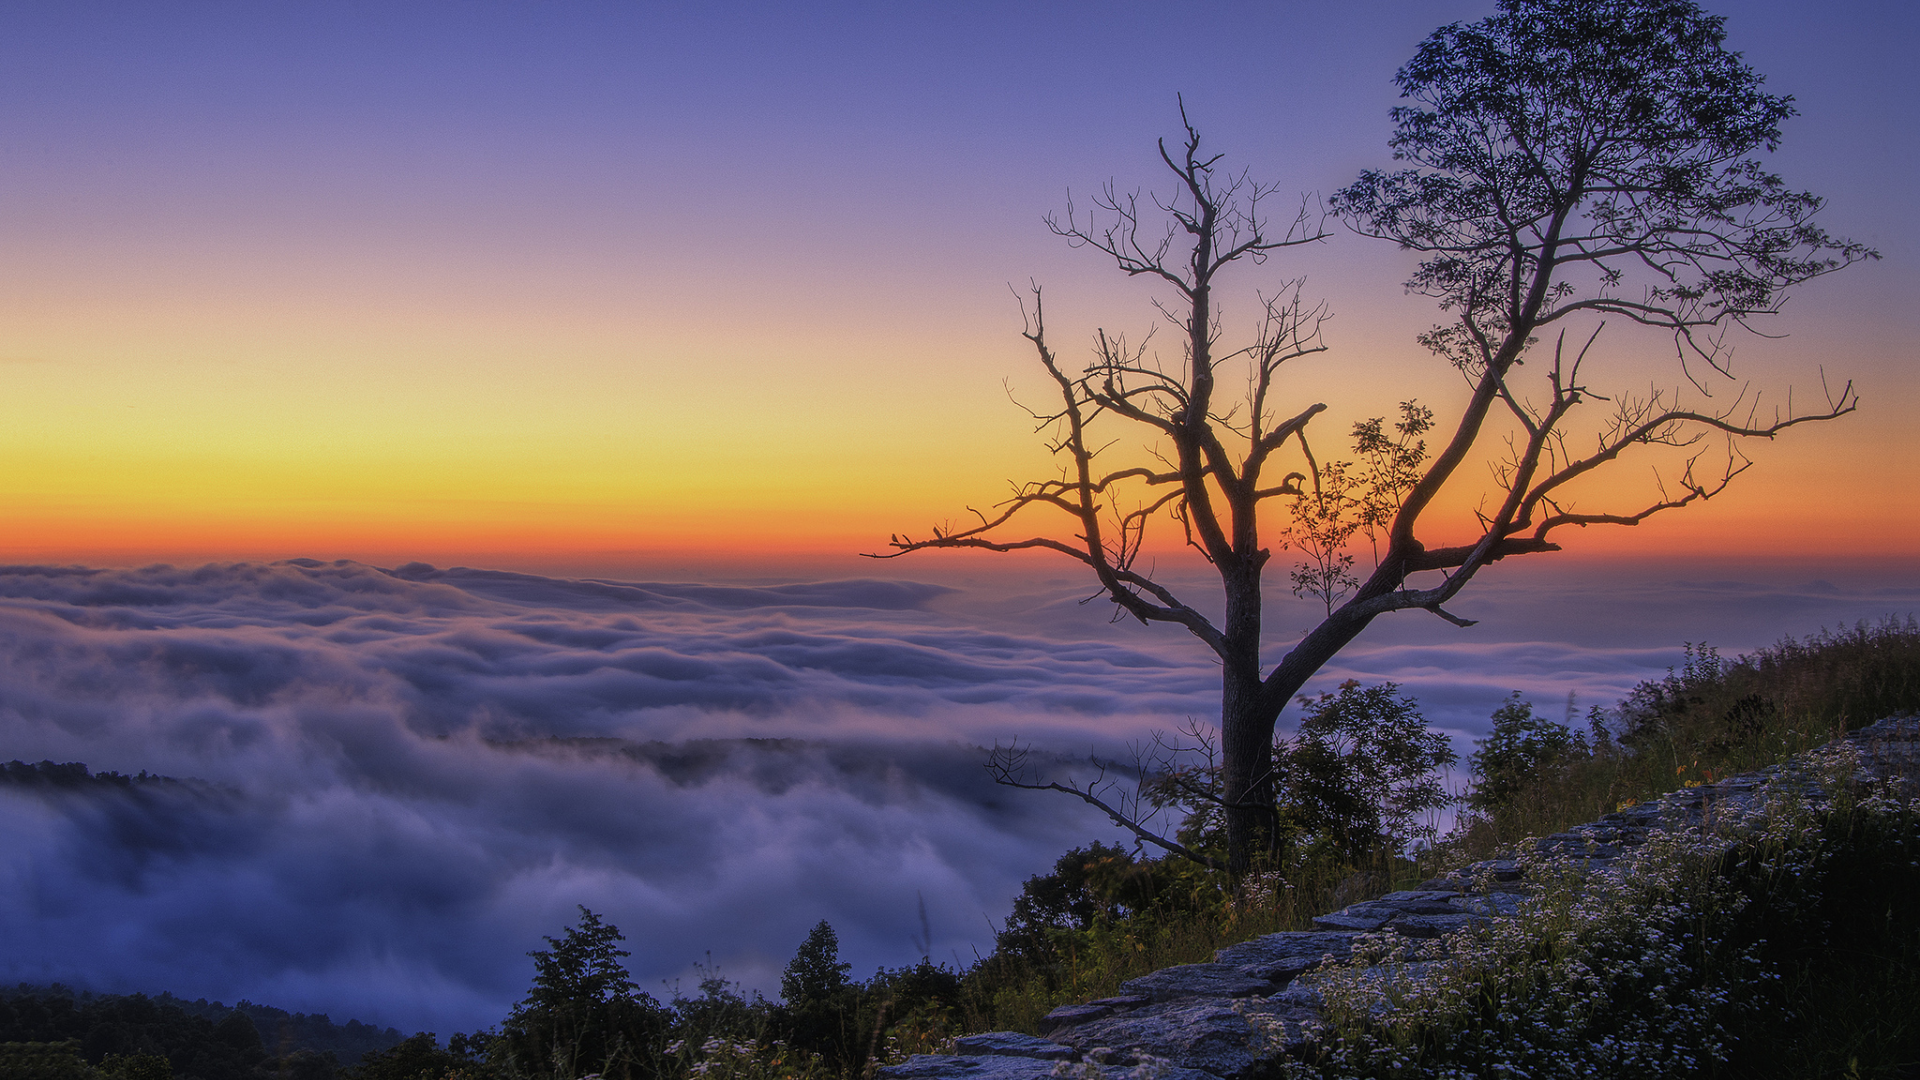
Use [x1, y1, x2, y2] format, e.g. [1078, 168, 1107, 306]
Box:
[1449, 617, 1920, 867]
[1465, 692, 1587, 814]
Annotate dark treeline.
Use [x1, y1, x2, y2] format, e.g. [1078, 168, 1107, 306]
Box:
[1, 761, 187, 790]
[0, 983, 395, 1080]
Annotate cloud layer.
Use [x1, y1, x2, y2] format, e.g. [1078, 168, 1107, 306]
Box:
[0, 557, 1911, 1035]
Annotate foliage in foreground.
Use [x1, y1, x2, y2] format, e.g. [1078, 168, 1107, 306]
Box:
[1286, 739, 1920, 1079]
[1451, 615, 1920, 863]
[381, 609, 1920, 1079]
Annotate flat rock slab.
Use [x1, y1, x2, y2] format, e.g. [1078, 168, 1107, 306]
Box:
[1310, 911, 1390, 932]
[1467, 859, 1523, 881]
[952, 1033, 1076, 1061]
[1047, 997, 1304, 1078]
[1039, 1004, 1116, 1032]
[1390, 912, 1485, 938]
[1371, 891, 1472, 914]
[1213, 931, 1354, 981]
[879, 1054, 1065, 1080]
[879, 1051, 1216, 1080]
[1449, 891, 1523, 917]
[1119, 963, 1278, 1002]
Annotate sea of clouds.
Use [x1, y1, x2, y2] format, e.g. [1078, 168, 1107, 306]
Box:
[0, 557, 1911, 1036]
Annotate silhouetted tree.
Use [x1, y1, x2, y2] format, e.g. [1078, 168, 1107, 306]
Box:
[878, 0, 1871, 872]
[497, 907, 670, 1080]
[775, 921, 856, 1071]
[1469, 693, 1587, 812]
[1220, 681, 1458, 863]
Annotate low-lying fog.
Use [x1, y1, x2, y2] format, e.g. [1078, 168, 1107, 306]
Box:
[0, 557, 1909, 1034]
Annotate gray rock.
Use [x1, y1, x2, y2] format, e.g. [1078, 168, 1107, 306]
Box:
[1213, 932, 1354, 981]
[1047, 998, 1281, 1079]
[1310, 910, 1392, 932]
[1267, 984, 1324, 1010]
[878, 1054, 1065, 1080]
[1038, 1004, 1115, 1033]
[1449, 892, 1523, 917]
[1372, 890, 1470, 914]
[1537, 832, 1623, 859]
[880, 1057, 1206, 1080]
[1119, 963, 1278, 1002]
[1465, 859, 1523, 881]
[953, 1033, 1077, 1061]
[1388, 912, 1485, 938]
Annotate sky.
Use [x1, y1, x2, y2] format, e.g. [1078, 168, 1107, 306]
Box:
[0, 0, 1913, 572]
[0, 0, 1916, 1042]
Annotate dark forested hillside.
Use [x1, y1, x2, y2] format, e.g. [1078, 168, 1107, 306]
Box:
[153, 994, 404, 1061]
[0, 985, 404, 1079]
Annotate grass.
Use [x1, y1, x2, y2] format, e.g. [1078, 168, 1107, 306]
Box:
[1445, 616, 1920, 866]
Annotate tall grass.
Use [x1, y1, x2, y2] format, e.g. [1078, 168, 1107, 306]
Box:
[1445, 616, 1920, 866]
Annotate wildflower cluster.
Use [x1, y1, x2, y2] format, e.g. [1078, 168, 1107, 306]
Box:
[667, 1037, 829, 1080]
[1285, 743, 1920, 1079]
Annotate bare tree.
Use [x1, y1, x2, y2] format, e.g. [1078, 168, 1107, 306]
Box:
[874, 0, 1874, 873]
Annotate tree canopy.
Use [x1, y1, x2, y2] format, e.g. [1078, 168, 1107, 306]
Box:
[879, 0, 1871, 872]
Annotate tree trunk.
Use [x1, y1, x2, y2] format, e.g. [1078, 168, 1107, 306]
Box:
[1218, 566, 1273, 874]
[1219, 664, 1276, 874]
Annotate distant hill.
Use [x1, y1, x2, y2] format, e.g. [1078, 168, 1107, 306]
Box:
[0, 759, 202, 791]
[0, 983, 406, 1074]
[0, 762, 412, 1063]
[151, 992, 407, 1060]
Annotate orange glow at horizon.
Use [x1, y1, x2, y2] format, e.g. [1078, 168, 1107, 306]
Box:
[2, 291, 1909, 573]
[1, 0, 1909, 579]
[4, 391, 1908, 573]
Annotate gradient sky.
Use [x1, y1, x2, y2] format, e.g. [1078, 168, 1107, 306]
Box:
[0, 0, 1913, 575]
[1, 1, 1916, 1038]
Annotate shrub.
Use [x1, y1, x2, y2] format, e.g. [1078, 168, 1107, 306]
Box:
[1465, 692, 1586, 814]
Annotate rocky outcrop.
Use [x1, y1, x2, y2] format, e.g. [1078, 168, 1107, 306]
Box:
[879, 715, 1920, 1080]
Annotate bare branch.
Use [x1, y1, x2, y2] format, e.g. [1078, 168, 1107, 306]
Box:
[985, 743, 1226, 871]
